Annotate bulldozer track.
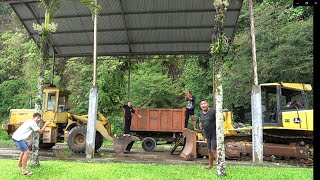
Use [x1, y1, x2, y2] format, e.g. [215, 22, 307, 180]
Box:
[223, 133, 313, 165]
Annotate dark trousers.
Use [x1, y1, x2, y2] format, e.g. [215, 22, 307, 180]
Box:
[124, 117, 132, 134]
[185, 108, 194, 128]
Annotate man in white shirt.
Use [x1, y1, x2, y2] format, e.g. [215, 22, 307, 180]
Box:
[12, 113, 52, 175]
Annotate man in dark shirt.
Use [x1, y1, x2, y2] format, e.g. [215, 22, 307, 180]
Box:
[199, 99, 216, 169]
[117, 96, 141, 136]
[184, 90, 196, 129]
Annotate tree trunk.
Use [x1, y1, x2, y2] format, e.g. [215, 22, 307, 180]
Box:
[29, 22, 50, 168]
[211, 0, 229, 176]
[215, 60, 225, 176]
[249, 0, 258, 85]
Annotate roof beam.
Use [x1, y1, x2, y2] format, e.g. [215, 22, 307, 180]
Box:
[28, 25, 235, 35]
[58, 54, 210, 61]
[53, 40, 211, 47]
[1, 0, 38, 3]
[57, 51, 211, 57]
[119, 0, 131, 54]
[20, 8, 242, 21]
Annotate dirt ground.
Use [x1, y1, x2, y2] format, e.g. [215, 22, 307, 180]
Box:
[0, 144, 207, 165]
[0, 144, 293, 168]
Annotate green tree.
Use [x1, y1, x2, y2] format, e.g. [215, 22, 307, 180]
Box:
[223, 0, 313, 121]
[130, 61, 179, 108]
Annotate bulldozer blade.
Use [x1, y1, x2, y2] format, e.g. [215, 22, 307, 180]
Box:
[180, 128, 197, 161]
[113, 136, 139, 154]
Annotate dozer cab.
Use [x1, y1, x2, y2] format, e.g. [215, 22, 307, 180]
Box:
[2, 85, 135, 153]
[261, 83, 313, 136]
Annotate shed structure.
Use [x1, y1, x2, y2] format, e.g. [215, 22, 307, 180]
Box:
[3, 0, 243, 57]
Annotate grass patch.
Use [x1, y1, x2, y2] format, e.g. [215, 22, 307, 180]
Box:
[0, 128, 14, 148]
[0, 141, 15, 148]
[0, 128, 11, 141]
[0, 159, 313, 180]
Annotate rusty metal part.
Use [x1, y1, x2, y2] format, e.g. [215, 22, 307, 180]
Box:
[113, 136, 139, 154]
[196, 142, 208, 157]
[170, 137, 185, 155]
[179, 129, 197, 161]
[225, 141, 311, 161]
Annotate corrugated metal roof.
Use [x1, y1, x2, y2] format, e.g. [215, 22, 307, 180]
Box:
[3, 0, 243, 57]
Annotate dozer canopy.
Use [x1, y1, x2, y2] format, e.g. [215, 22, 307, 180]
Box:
[260, 82, 312, 92]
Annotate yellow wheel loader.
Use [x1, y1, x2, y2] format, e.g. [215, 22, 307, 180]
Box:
[2, 85, 134, 153]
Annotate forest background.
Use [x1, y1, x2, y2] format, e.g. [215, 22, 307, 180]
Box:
[0, 0, 313, 136]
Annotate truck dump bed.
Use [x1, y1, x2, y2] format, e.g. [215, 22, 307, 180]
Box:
[129, 108, 186, 132]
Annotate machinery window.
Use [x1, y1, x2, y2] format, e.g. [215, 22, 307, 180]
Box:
[47, 92, 56, 111]
[58, 96, 67, 112]
[262, 91, 277, 123]
[282, 90, 305, 110]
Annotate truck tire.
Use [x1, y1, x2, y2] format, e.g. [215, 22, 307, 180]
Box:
[141, 137, 157, 152]
[67, 126, 104, 153]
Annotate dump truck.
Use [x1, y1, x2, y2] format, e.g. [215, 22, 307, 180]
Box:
[179, 82, 313, 163]
[125, 108, 236, 152]
[2, 85, 132, 153]
[127, 108, 185, 151]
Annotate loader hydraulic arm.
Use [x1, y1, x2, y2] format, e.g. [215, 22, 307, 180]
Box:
[70, 112, 114, 141]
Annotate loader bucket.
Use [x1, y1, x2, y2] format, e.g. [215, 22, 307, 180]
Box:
[180, 128, 197, 161]
[113, 136, 140, 154]
[96, 121, 115, 141]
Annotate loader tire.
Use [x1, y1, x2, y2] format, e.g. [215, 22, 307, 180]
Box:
[141, 137, 156, 152]
[95, 131, 104, 151]
[67, 126, 104, 153]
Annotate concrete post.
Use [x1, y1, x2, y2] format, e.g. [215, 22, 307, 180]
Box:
[86, 86, 98, 159]
[251, 85, 263, 163]
[86, 0, 98, 159]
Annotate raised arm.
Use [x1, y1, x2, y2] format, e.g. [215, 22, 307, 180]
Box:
[117, 96, 124, 106]
[37, 120, 53, 134]
[184, 91, 193, 100]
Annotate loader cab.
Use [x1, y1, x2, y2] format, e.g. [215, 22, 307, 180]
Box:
[261, 83, 313, 131]
[43, 86, 70, 124]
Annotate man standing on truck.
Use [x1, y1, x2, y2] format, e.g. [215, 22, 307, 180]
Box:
[184, 90, 196, 129]
[117, 96, 142, 136]
[198, 99, 216, 169]
[12, 113, 52, 175]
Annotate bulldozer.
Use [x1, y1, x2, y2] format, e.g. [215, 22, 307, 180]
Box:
[179, 82, 313, 163]
[2, 85, 135, 153]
